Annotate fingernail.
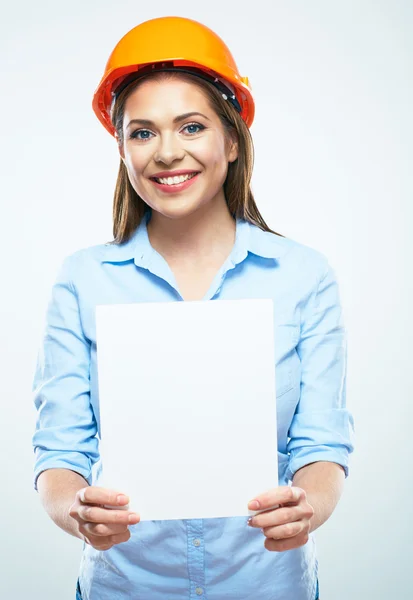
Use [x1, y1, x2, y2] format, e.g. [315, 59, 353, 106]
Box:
[247, 518, 254, 526]
[248, 500, 260, 510]
[117, 494, 129, 504]
[128, 513, 139, 524]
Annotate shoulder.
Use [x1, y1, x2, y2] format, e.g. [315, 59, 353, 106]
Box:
[284, 234, 328, 272]
[64, 242, 111, 265]
[250, 224, 330, 283]
[57, 240, 117, 283]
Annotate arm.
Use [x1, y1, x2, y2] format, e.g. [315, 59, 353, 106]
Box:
[32, 255, 99, 524]
[285, 259, 355, 483]
[247, 259, 354, 551]
[33, 255, 140, 551]
[292, 461, 345, 533]
[36, 468, 138, 548]
[247, 463, 345, 551]
[37, 468, 89, 539]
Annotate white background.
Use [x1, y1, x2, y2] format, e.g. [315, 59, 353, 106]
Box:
[1, 1, 411, 598]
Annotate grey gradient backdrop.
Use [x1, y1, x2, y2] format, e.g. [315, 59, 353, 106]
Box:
[1, 1, 411, 598]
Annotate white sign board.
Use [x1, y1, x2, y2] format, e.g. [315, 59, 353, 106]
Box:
[96, 299, 278, 521]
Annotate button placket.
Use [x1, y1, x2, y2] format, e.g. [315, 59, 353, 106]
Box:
[186, 520, 206, 599]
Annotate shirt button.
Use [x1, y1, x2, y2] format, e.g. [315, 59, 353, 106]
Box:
[193, 538, 201, 547]
[195, 587, 203, 596]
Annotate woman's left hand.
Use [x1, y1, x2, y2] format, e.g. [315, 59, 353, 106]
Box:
[247, 486, 315, 552]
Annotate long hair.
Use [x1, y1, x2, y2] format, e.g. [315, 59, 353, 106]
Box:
[110, 71, 284, 242]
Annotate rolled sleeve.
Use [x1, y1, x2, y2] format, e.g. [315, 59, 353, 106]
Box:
[286, 259, 355, 482]
[32, 255, 99, 491]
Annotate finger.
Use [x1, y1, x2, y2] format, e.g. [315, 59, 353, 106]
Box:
[92, 530, 131, 550]
[79, 505, 140, 525]
[110, 530, 131, 545]
[262, 520, 305, 540]
[83, 529, 131, 551]
[87, 536, 114, 551]
[249, 506, 302, 529]
[264, 532, 309, 553]
[79, 487, 130, 508]
[102, 503, 129, 511]
[248, 486, 304, 511]
[83, 522, 128, 537]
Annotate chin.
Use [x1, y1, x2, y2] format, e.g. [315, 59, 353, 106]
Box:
[150, 197, 210, 220]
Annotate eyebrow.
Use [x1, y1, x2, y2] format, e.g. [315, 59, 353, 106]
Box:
[126, 112, 211, 129]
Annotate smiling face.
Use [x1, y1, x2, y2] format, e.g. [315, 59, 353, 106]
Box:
[117, 76, 238, 221]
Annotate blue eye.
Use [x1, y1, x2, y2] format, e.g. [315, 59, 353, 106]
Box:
[183, 123, 205, 135]
[130, 129, 153, 141]
[129, 122, 205, 141]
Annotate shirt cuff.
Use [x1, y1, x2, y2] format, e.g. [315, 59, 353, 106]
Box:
[33, 450, 93, 491]
[286, 445, 351, 483]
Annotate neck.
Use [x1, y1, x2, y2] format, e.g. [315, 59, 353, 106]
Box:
[147, 195, 236, 261]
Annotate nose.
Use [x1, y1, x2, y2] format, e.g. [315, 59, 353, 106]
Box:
[153, 132, 185, 166]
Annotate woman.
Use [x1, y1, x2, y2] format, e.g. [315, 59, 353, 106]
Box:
[32, 16, 355, 600]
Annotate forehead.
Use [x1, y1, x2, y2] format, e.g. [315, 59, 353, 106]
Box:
[123, 77, 213, 119]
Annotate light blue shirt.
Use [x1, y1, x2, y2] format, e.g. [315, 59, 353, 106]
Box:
[32, 214, 355, 600]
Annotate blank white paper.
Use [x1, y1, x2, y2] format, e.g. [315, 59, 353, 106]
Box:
[95, 299, 278, 521]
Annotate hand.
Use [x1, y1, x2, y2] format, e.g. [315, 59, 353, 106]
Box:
[247, 486, 314, 552]
[69, 486, 140, 551]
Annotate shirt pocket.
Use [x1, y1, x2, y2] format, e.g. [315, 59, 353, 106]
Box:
[274, 321, 299, 398]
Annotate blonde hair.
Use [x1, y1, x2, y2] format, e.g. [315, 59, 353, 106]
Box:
[110, 71, 284, 242]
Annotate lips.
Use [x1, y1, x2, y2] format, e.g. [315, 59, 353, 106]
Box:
[150, 172, 199, 184]
[149, 171, 201, 194]
[149, 170, 200, 181]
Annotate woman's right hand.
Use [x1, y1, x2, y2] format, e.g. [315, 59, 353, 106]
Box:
[69, 486, 140, 551]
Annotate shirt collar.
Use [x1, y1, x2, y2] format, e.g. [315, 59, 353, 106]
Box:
[100, 212, 153, 267]
[100, 213, 288, 265]
[243, 220, 289, 260]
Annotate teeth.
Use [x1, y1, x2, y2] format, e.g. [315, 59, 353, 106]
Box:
[155, 173, 197, 185]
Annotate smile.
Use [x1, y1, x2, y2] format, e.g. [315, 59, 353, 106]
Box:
[149, 172, 200, 194]
[151, 172, 199, 186]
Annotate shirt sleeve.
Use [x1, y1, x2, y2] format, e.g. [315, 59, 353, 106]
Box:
[285, 258, 355, 482]
[32, 254, 99, 491]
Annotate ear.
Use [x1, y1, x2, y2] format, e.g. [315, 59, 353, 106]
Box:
[115, 132, 125, 161]
[227, 135, 239, 163]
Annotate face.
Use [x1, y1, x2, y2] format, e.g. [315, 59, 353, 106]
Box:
[117, 77, 238, 220]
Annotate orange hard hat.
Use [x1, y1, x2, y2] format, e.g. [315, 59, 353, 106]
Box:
[92, 16, 255, 136]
